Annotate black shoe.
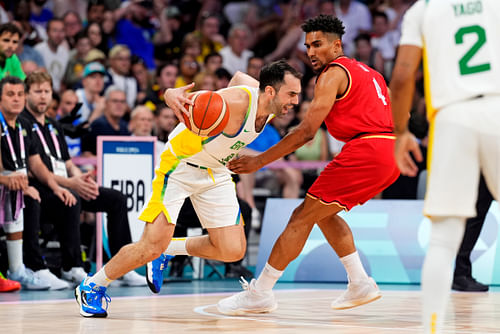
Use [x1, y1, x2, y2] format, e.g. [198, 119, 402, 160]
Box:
[452, 276, 489, 292]
[224, 263, 254, 279]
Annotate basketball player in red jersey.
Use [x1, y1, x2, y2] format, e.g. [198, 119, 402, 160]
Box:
[218, 14, 400, 315]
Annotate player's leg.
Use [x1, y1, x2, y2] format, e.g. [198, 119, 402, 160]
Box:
[421, 102, 481, 333]
[186, 224, 246, 262]
[217, 196, 341, 315]
[75, 212, 175, 317]
[317, 214, 380, 309]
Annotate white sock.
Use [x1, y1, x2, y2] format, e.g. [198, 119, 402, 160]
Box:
[339, 251, 369, 282]
[6, 239, 23, 273]
[255, 262, 283, 291]
[165, 238, 188, 256]
[422, 217, 466, 334]
[88, 266, 114, 287]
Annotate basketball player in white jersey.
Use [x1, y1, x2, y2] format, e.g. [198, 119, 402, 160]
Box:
[75, 60, 302, 317]
[390, 0, 500, 332]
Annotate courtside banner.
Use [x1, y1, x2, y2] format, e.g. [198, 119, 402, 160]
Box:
[259, 199, 500, 284]
[97, 136, 156, 269]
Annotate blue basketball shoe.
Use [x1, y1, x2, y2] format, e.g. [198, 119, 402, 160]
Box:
[75, 275, 111, 317]
[146, 254, 174, 293]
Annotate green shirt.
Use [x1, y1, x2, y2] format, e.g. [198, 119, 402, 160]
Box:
[0, 54, 26, 80]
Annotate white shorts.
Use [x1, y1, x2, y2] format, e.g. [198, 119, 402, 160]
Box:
[139, 161, 240, 229]
[424, 95, 500, 217]
[2, 210, 24, 234]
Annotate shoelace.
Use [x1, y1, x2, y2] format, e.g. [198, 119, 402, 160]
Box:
[91, 287, 112, 310]
[239, 277, 249, 290]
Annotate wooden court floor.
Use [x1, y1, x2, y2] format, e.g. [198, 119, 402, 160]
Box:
[1, 283, 499, 334]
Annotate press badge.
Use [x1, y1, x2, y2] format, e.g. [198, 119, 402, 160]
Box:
[51, 156, 68, 178]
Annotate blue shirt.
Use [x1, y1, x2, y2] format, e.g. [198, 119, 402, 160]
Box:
[115, 19, 155, 69]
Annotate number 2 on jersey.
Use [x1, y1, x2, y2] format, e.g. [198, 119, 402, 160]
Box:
[455, 25, 491, 75]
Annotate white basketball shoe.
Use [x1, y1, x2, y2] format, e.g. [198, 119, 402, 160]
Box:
[217, 278, 278, 315]
[331, 277, 381, 310]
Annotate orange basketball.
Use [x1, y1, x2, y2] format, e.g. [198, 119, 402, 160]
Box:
[182, 91, 229, 137]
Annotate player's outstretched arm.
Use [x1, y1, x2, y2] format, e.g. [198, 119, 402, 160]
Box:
[228, 71, 259, 88]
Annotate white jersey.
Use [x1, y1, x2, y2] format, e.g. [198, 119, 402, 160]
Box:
[399, 0, 500, 110]
[167, 86, 272, 173]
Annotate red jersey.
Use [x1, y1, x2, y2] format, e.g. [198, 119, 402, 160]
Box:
[320, 57, 393, 142]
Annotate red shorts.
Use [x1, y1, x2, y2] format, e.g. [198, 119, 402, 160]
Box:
[307, 135, 399, 210]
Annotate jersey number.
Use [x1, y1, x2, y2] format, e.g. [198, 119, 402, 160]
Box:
[372, 78, 387, 106]
[455, 25, 491, 75]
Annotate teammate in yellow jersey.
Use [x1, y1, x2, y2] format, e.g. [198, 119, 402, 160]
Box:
[390, 0, 500, 332]
[75, 60, 302, 317]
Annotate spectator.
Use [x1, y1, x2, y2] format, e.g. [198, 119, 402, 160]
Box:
[181, 32, 203, 65]
[154, 105, 178, 143]
[29, 0, 53, 29]
[0, 23, 26, 80]
[214, 67, 232, 90]
[52, 1, 87, 23]
[86, 21, 107, 54]
[131, 56, 152, 104]
[114, 0, 156, 69]
[34, 18, 70, 92]
[334, 0, 372, 56]
[142, 62, 178, 107]
[21, 60, 40, 77]
[75, 62, 106, 125]
[219, 24, 254, 75]
[62, 31, 91, 89]
[62, 10, 83, 49]
[81, 85, 130, 156]
[194, 12, 225, 62]
[107, 44, 137, 108]
[13, 0, 45, 45]
[203, 52, 223, 75]
[129, 105, 154, 137]
[153, 5, 186, 64]
[0, 76, 50, 290]
[371, 11, 400, 77]
[175, 54, 200, 89]
[353, 33, 385, 76]
[86, 0, 106, 25]
[193, 72, 217, 91]
[22, 71, 145, 287]
[246, 56, 264, 80]
[293, 100, 330, 191]
[12, 21, 45, 68]
[46, 91, 59, 119]
[101, 9, 117, 51]
[57, 89, 84, 157]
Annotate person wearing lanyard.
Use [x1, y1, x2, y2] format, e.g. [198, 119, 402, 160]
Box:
[22, 70, 147, 287]
[0, 76, 76, 290]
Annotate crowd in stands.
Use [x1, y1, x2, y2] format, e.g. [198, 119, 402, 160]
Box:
[0, 0, 424, 292]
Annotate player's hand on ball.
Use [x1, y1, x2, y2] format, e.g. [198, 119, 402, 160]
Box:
[394, 130, 423, 177]
[227, 154, 263, 174]
[164, 82, 195, 123]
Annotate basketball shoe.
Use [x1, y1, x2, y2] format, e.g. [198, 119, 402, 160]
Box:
[146, 254, 174, 293]
[75, 275, 111, 318]
[0, 272, 21, 292]
[217, 278, 278, 315]
[330, 277, 381, 310]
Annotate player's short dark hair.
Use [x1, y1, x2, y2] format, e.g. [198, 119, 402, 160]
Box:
[301, 14, 345, 39]
[259, 60, 302, 92]
[0, 76, 25, 100]
[0, 22, 22, 38]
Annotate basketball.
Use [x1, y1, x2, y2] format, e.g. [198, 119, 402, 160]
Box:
[182, 91, 229, 137]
